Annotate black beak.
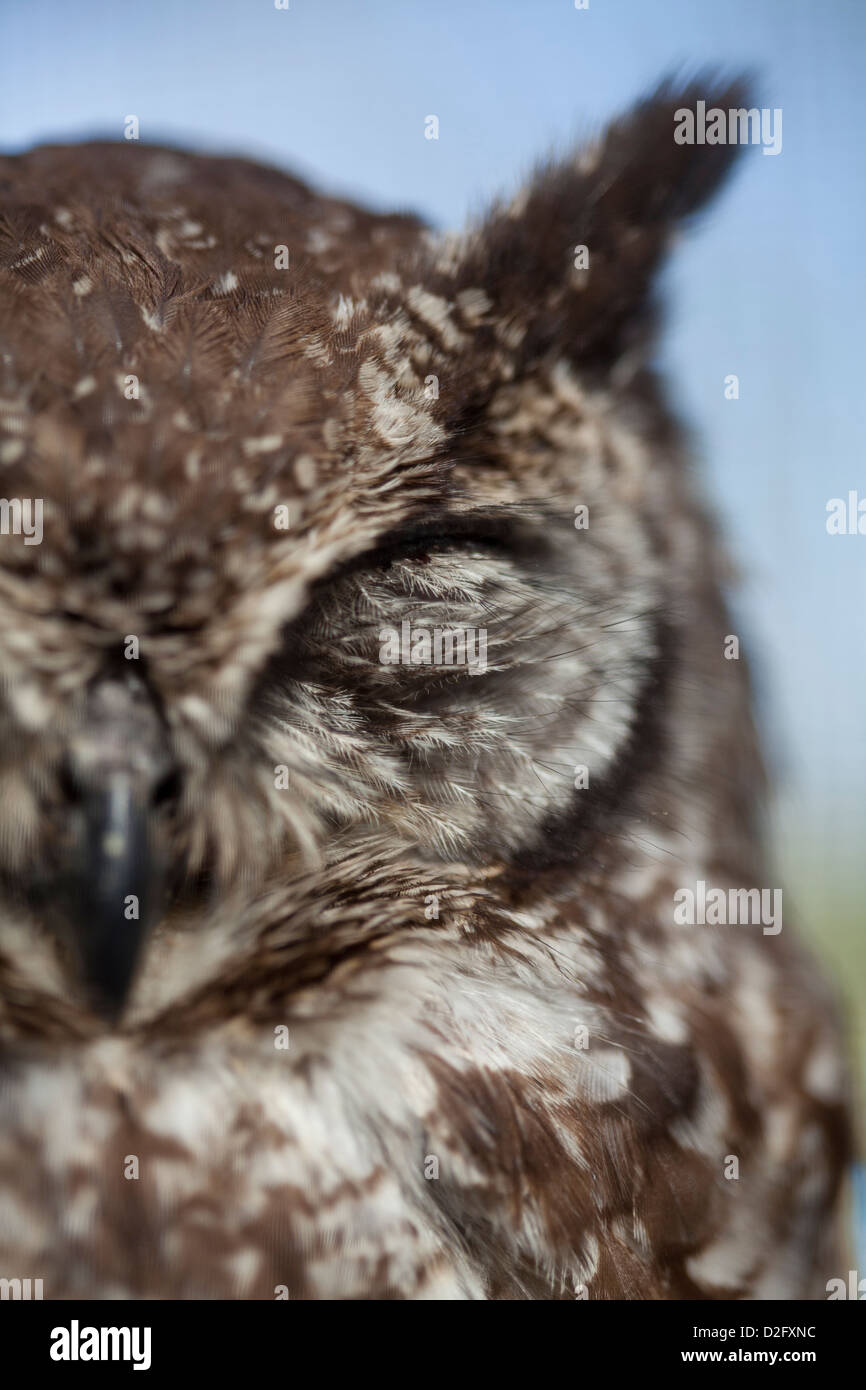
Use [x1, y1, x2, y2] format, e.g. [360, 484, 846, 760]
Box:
[60, 669, 178, 1019]
[73, 772, 164, 1018]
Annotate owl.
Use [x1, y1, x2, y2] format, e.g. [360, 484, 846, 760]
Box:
[0, 79, 850, 1300]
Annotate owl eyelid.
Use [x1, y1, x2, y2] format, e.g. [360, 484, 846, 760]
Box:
[357, 510, 552, 572]
[308, 515, 521, 596]
[373, 532, 503, 568]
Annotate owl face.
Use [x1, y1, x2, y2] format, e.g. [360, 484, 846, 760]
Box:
[0, 86, 731, 1022]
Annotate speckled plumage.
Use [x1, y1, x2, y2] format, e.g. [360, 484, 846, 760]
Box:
[0, 81, 849, 1299]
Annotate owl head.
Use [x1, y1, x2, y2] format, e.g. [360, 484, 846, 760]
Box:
[0, 79, 751, 1024]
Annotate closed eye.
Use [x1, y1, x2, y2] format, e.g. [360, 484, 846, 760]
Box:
[257, 510, 554, 698]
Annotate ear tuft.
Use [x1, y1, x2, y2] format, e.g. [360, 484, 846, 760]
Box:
[450, 74, 754, 371]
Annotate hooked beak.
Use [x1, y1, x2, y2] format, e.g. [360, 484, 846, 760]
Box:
[59, 668, 178, 1019]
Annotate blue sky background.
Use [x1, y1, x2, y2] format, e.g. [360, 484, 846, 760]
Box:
[2, 0, 864, 1147]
